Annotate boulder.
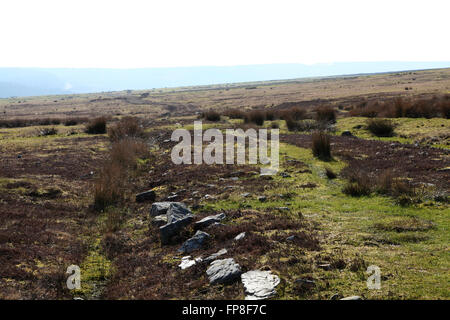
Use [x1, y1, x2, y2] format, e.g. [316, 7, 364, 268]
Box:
[241, 270, 280, 300]
[206, 258, 241, 285]
[159, 203, 194, 245]
[194, 213, 226, 230]
[136, 190, 156, 203]
[150, 201, 186, 217]
[178, 230, 210, 254]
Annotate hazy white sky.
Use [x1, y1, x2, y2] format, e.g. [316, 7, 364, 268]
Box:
[0, 0, 449, 68]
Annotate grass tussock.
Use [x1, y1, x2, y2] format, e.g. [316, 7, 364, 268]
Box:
[93, 161, 127, 212]
[342, 170, 372, 197]
[108, 117, 146, 142]
[311, 131, 332, 161]
[349, 95, 449, 119]
[85, 116, 107, 134]
[366, 118, 395, 137]
[244, 110, 265, 126]
[324, 166, 337, 179]
[202, 110, 221, 122]
[315, 106, 336, 123]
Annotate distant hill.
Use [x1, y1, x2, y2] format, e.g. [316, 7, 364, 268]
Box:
[1, 62, 449, 98]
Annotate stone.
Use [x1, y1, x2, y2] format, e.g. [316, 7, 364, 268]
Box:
[258, 196, 267, 202]
[241, 193, 251, 198]
[159, 203, 194, 244]
[151, 215, 168, 227]
[194, 213, 226, 230]
[178, 230, 210, 254]
[234, 232, 246, 241]
[166, 194, 179, 201]
[340, 296, 363, 300]
[204, 248, 228, 262]
[341, 130, 353, 137]
[206, 258, 241, 284]
[286, 235, 296, 241]
[150, 201, 185, 217]
[136, 189, 156, 203]
[280, 172, 291, 178]
[241, 270, 280, 300]
[179, 256, 203, 270]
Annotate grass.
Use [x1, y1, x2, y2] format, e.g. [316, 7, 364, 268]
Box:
[336, 117, 450, 148]
[196, 142, 449, 299]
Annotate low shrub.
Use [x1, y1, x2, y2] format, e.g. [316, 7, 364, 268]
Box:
[85, 117, 107, 134]
[245, 110, 265, 126]
[366, 118, 394, 137]
[202, 110, 221, 122]
[93, 161, 126, 211]
[108, 117, 146, 142]
[342, 171, 372, 196]
[315, 106, 336, 123]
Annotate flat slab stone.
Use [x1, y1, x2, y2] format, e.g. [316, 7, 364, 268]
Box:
[206, 258, 241, 285]
[241, 270, 280, 300]
[194, 213, 226, 230]
[234, 232, 246, 241]
[178, 230, 210, 254]
[340, 296, 363, 300]
[159, 203, 194, 245]
[179, 256, 203, 270]
[204, 248, 227, 262]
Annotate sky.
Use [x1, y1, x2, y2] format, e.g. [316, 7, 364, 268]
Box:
[0, 0, 449, 68]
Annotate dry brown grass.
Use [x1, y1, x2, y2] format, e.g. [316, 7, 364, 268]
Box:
[85, 116, 107, 134]
[311, 131, 331, 160]
[108, 116, 146, 141]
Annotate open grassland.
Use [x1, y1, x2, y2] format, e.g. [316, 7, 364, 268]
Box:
[0, 68, 449, 299]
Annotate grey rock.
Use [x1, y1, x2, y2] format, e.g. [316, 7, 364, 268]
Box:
[330, 293, 342, 300]
[178, 230, 210, 254]
[258, 196, 267, 202]
[234, 232, 246, 241]
[206, 258, 241, 284]
[195, 213, 226, 229]
[241, 192, 251, 198]
[286, 235, 296, 241]
[341, 130, 353, 137]
[204, 248, 228, 262]
[280, 172, 291, 178]
[206, 222, 227, 230]
[136, 189, 156, 203]
[151, 215, 168, 227]
[166, 194, 179, 201]
[159, 203, 194, 245]
[179, 256, 203, 270]
[340, 296, 363, 300]
[241, 270, 280, 300]
[150, 201, 185, 217]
